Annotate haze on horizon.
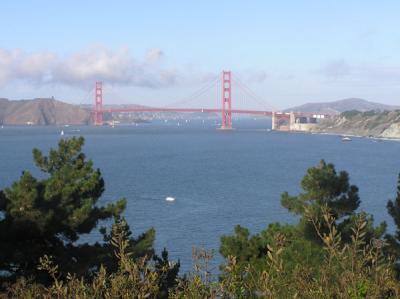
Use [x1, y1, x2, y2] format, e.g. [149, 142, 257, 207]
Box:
[1, 1, 400, 109]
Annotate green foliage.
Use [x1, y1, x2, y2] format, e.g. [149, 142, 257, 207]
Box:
[219, 159, 387, 296]
[220, 223, 325, 276]
[279, 160, 384, 244]
[175, 210, 400, 298]
[341, 110, 362, 119]
[153, 248, 180, 298]
[0, 137, 158, 285]
[8, 219, 162, 298]
[220, 225, 266, 264]
[386, 173, 400, 274]
[6, 208, 399, 298]
[220, 160, 363, 272]
[363, 110, 379, 117]
[281, 160, 360, 218]
[100, 217, 156, 274]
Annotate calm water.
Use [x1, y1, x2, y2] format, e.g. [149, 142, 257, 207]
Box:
[1, 119, 399, 273]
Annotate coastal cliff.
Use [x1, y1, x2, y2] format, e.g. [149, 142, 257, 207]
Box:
[313, 110, 400, 138]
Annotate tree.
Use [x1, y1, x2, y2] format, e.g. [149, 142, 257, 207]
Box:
[220, 225, 266, 265]
[220, 223, 324, 274]
[219, 160, 360, 270]
[386, 173, 400, 274]
[153, 248, 180, 298]
[219, 160, 385, 274]
[0, 137, 156, 283]
[281, 160, 360, 219]
[281, 160, 385, 242]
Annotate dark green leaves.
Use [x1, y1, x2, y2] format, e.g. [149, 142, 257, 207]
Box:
[0, 137, 132, 282]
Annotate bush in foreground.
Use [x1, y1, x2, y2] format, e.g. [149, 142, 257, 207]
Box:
[5, 207, 399, 298]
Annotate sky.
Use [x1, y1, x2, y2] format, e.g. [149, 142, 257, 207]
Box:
[1, 1, 400, 109]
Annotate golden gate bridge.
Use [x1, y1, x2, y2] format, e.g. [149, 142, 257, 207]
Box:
[93, 71, 331, 130]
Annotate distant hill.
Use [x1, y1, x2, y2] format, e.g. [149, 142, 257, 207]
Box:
[0, 98, 91, 125]
[284, 98, 399, 114]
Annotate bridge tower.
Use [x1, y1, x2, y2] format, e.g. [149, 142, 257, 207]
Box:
[271, 112, 276, 130]
[221, 71, 232, 129]
[94, 81, 103, 126]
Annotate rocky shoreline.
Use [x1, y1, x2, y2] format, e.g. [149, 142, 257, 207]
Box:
[312, 110, 400, 139]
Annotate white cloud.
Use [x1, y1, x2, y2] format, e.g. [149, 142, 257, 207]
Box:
[0, 49, 57, 85]
[0, 46, 177, 88]
[0, 49, 16, 84]
[17, 51, 57, 82]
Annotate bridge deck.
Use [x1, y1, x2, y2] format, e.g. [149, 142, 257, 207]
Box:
[99, 107, 328, 118]
[100, 107, 292, 117]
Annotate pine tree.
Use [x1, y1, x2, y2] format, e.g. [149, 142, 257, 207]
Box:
[281, 160, 360, 218]
[281, 160, 384, 242]
[0, 137, 156, 283]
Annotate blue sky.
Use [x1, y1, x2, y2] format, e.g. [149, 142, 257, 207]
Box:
[1, 1, 400, 108]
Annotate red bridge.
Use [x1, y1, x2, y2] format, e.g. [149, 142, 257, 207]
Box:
[93, 71, 331, 130]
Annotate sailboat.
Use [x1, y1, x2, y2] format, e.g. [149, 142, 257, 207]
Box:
[60, 130, 64, 136]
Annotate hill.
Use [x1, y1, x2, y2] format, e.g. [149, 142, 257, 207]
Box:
[285, 98, 399, 114]
[0, 98, 91, 125]
[313, 110, 400, 138]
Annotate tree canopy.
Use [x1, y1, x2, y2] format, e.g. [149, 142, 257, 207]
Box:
[281, 160, 360, 219]
[0, 137, 157, 283]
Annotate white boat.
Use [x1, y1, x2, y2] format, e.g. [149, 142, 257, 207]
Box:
[165, 196, 175, 202]
[60, 130, 64, 136]
[342, 136, 351, 141]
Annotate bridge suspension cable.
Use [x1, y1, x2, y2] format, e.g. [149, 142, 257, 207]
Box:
[164, 75, 219, 108]
[232, 73, 278, 112]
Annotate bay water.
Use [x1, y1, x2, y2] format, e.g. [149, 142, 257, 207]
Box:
[1, 119, 399, 273]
